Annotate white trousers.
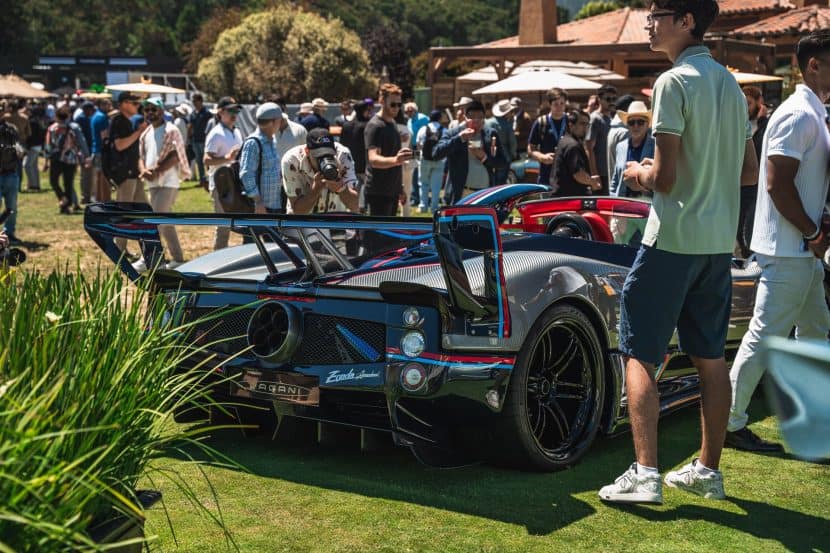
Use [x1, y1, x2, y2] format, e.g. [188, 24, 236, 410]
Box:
[148, 186, 183, 263]
[728, 254, 830, 431]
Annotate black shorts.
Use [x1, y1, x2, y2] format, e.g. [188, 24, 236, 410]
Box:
[619, 245, 732, 365]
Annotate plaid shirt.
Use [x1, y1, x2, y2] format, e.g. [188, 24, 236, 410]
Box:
[240, 128, 282, 210]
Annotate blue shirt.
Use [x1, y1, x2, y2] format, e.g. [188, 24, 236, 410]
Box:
[300, 113, 330, 132]
[610, 134, 655, 197]
[73, 111, 93, 149]
[407, 112, 429, 148]
[90, 110, 108, 154]
[239, 128, 282, 210]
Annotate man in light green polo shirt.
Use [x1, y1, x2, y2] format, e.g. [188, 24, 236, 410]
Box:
[598, 0, 758, 505]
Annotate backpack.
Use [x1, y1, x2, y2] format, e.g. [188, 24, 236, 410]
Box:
[101, 132, 129, 186]
[214, 136, 264, 213]
[0, 122, 20, 174]
[421, 124, 443, 161]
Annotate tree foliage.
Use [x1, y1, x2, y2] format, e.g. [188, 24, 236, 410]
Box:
[362, 25, 415, 97]
[197, 7, 377, 102]
[182, 7, 243, 73]
[574, 1, 621, 20]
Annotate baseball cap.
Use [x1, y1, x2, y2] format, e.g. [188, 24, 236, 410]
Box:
[299, 102, 313, 114]
[256, 102, 282, 120]
[306, 128, 336, 158]
[216, 96, 240, 110]
[142, 97, 164, 110]
[429, 109, 441, 122]
[81, 101, 96, 111]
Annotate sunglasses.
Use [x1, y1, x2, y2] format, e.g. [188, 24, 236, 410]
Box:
[646, 10, 677, 24]
[143, 106, 159, 113]
[627, 119, 648, 127]
[225, 108, 240, 115]
[389, 102, 402, 108]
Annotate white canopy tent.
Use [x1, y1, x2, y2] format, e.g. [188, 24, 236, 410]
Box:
[459, 60, 624, 83]
[106, 82, 185, 94]
[730, 71, 783, 85]
[473, 70, 602, 95]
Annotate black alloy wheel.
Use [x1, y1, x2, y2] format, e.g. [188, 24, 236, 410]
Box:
[494, 303, 605, 471]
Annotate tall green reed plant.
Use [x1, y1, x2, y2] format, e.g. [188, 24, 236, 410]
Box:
[0, 268, 238, 551]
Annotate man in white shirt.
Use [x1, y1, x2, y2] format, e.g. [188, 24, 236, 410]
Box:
[136, 97, 191, 271]
[204, 97, 243, 250]
[726, 30, 830, 452]
[281, 128, 358, 214]
[274, 109, 307, 161]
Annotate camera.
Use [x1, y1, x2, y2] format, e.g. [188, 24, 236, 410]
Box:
[0, 247, 25, 267]
[318, 154, 339, 181]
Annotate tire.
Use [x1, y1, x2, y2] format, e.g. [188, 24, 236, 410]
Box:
[493, 303, 606, 471]
[546, 213, 594, 240]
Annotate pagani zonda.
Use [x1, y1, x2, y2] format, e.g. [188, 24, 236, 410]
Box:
[85, 199, 760, 471]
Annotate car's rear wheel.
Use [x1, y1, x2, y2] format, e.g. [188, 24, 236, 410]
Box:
[493, 303, 605, 471]
[546, 213, 594, 240]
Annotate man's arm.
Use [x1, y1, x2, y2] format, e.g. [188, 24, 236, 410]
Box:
[367, 146, 410, 169]
[740, 137, 759, 187]
[114, 122, 146, 152]
[527, 120, 554, 164]
[765, 155, 820, 236]
[289, 174, 325, 214]
[584, 116, 600, 176]
[204, 134, 241, 167]
[333, 183, 358, 212]
[238, 139, 261, 201]
[626, 132, 680, 194]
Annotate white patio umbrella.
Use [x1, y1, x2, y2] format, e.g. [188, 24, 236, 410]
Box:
[730, 71, 783, 85]
[107, 82, 185, 94]
[472, 70, 602, 95]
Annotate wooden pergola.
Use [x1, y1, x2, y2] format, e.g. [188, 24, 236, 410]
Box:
[426, 39, 776, 108]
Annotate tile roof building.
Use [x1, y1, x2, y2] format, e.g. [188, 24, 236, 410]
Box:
[426, 0, 796, 108]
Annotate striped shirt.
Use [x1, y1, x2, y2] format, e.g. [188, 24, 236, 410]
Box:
[240, 128, 282, 210]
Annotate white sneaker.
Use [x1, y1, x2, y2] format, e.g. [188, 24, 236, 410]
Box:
[131, 258, 147, 273]
[599, 463, 663, 504]
[165, 260, 184, 270]
[664, 459, 725, 500]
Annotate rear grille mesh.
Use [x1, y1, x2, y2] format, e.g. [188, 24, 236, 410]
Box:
[293, 314, 385, 365]
[183, 307, 385, 365]
[183, 307, 255, 355]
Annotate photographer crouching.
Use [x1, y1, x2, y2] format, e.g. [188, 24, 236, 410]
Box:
[0, 211, 25, 269]
[281, 128, 359, 214]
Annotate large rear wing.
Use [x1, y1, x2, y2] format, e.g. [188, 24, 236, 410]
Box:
[84, 203, 509, 335]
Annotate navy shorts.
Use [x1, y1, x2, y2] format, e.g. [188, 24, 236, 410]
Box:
[619, 245, 732, 366]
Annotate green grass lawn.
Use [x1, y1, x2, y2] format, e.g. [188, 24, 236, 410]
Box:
[9, 171, 830, 552]
[143, 403, 828, 553]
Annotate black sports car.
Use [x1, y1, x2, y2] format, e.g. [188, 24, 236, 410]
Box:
[85, 199, 761, 471]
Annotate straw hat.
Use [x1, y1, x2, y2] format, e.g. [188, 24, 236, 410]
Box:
[618, 100, 652, 125]
[452, 96, 473, 109]
[492, 99, 515, 117]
